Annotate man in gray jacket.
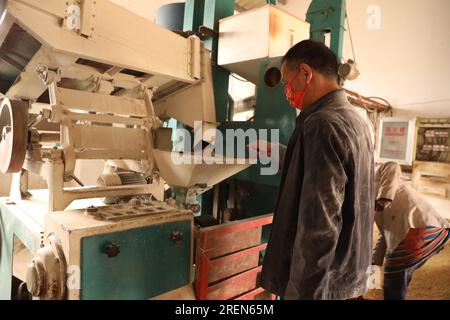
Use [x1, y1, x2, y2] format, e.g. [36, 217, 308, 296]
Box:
[260, 40, 375, 300]
[373, 161, 450, 300]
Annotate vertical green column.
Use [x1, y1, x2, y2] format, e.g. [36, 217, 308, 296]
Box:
[266, 0, 278, 4]
[330, 23, 345, 62]
[183, 0, 205, 33]
[211, 68, 230, 122]
[203, 0, 235, 122]
[306, 0, 346, 61]
[203, 0, 234, 59]
[184, 0, 235, 122]
[310, 30, 326, 44]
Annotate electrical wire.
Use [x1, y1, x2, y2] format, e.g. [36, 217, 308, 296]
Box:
[345, 12, 357, 62]
[367, 96, 392, 108]
[367, 96, 393, 116]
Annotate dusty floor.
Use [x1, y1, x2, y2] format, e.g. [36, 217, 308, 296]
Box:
[364, 226, 450, 300]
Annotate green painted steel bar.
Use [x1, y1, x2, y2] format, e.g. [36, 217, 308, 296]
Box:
[306, 0, 347, 61]
[183, 0, 205, 33]
[266, 0, 278, 4]
[203, 0, 234, 122]
[184, 0, 234, 122]
[203, 0, 234, 59]
[211, 67, 231, 122]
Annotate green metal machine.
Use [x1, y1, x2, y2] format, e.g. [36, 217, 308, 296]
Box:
[307, 0, 347, 62]
[0, 0, 349, 300]
[173, 0, 348, 223]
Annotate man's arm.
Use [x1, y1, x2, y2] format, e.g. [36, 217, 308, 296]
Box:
[247, 141, 287, 172]
[372, 228, 387, 266]
[284, 118, 347, 300]
[376, 162, 401, 201]
[278, 144, 287, 171]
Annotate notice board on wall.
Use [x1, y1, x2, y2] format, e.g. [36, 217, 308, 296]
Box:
[377, 118, 416, 165]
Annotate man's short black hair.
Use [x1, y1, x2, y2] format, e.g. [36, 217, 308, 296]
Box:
[282, 40, 339, 80]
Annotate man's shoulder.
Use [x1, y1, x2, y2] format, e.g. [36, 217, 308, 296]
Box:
[303, 104, 351, 130]
[313, 100, 369, 130]
[303, 111, 334, 132]
[303, 102, 372, 151]
[301, 111, 343, 143]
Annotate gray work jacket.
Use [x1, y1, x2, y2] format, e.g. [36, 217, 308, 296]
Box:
[261, 89, 375, 300]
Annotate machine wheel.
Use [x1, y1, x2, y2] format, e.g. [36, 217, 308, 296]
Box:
[0, 98, 28, 173]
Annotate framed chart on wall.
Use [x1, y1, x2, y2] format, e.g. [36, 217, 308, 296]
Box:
[377, 117, 416, 166]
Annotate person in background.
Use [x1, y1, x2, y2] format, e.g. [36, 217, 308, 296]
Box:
[373, 161, 450, 300]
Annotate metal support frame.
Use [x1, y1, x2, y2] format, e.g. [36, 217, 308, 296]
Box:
[11, 74, 163, 211]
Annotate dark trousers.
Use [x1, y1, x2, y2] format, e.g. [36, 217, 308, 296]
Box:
[383, 267, 415, 300]
[383, 247, 444, 300]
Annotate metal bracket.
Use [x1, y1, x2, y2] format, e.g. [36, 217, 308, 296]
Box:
[35, 64, 60, 86]
[199, 25, 218, 38]
[81, 0, 96, 38]
[187, 36, 202, 80]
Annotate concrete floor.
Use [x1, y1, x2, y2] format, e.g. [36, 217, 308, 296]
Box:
[425, 195, 450, 219]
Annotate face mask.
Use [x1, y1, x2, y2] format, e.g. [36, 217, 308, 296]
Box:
[284, 73, 309, 110]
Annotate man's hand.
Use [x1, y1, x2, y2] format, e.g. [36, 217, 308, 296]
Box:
[375, 199, 392, 212]
[246, 140, 277, 157]
[367, 265, 383, 290]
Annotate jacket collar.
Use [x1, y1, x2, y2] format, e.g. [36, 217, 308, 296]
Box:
[297, 89, 346, 124]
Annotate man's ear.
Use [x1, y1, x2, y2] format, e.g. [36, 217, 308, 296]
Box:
[299, 63, 312, 81]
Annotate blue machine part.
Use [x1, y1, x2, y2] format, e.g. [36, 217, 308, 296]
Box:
[155, 3, 186, 32]
[80, 220, 192, 300]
